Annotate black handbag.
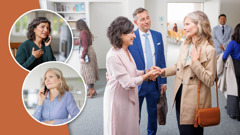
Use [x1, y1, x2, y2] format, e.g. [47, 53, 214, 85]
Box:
[79, 46, 90, 63]
[157, 92, 168, 125]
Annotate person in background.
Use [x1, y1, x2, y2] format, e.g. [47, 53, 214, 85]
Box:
[16, 17, 56, 70]
[33, 68, 80, 125]
[212, 14, 233, 55]
[104, 16, 160, 135]
[173, 23, 178, 32]
[128, 8, 167, 135]
[172, 23, 180, 42]
[159, 11, 217, 135]
[222, 23, 240, 121]
[74, 19, 99, 98]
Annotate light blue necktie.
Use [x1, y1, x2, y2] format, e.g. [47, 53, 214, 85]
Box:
[143, 33, 153, 70]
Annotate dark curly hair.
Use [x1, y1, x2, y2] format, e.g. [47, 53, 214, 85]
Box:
[107, 16, 134, 48]
[231, 23, 240, 44]
[27, 17, 51, 41]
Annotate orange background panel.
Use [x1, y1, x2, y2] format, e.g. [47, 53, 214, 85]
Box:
[0, 0, 69, 134]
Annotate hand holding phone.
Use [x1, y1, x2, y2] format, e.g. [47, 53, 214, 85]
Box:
[37, 86, 48, 106]
[44, 85, 49, 95]
[44, 34, 52, 46]
[44, 35, 50, 43]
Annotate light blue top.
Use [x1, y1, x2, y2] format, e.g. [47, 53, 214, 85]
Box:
[33, 91, 80, 125]
[223, 40, 240, 60]
[186, 43, 193, 63]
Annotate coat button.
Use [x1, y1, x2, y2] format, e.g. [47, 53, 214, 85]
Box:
[177, 68, 179, 71]
[190, 77, 193, 80]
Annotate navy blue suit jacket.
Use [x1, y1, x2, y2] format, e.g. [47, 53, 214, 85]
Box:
[128, 29, 167, 92]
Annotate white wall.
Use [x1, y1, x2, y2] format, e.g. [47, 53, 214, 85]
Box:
[24, 62, 83, 90]
[203, 0, 221, 29]
[89, 2, 122, 69]
[220, 0, 240, 29]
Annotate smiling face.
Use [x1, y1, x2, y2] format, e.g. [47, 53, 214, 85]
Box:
[184, 17, 198, 38]
[44, 70, 60, 90]
[34, 22, 49, 40]
[219, 16, 226, 25]
[134, 11, 151, 33]
[121, 30, 136, 47]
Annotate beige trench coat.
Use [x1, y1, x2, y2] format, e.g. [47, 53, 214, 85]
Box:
[164, 41, 217, 125]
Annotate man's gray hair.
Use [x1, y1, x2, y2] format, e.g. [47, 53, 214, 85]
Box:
[133, 8, 148, 21]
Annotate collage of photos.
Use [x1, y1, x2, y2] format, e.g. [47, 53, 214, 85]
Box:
[6, 0, 240, 135]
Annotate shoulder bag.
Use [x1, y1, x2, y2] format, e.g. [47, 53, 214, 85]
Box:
[194, 76, 220, 127]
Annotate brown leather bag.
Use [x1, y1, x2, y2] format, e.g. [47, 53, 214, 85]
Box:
[157, 92, 168, 125]
[194, 77, 220, 127]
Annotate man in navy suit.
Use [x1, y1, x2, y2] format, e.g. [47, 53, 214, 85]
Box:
[128, 8, 167, 135]
[212, 14, 233, 55]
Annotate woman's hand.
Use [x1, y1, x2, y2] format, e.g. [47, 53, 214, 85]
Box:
[159, 68, 165, 76]
[32, 48, 44, 59]
[146, 66, 161, 73]
[106, 72, 109, 82]
[190, 45, 201, 62]
[37, 87, 47, 106]
[44, 34, 52, 46]
[148, 69, 161, 81]
[80, 58, 85, 64]
[42, 120, 54, 124]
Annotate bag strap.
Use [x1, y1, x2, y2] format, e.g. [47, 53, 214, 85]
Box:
[194, 81, 201, 127]
[194, 74, 219, 127]
[216, 75, 219, 108]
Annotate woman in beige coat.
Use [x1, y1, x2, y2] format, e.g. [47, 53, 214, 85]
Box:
[160, 11, 217, 135]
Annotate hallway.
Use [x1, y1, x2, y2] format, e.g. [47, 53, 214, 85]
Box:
[68, 42, 240, 135]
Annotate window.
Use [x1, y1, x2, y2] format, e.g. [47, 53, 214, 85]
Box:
[12, 12, 65, 37]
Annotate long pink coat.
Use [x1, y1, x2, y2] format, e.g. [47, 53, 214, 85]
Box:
[104, 47, 143, 135]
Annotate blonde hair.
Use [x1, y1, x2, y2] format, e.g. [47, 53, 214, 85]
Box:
[183, 11, 213, 46]
[42, 68, 69, 99]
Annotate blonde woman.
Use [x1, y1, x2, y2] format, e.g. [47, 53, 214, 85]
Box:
[33, 68, 80, 125]
[160, 11, 217, 134]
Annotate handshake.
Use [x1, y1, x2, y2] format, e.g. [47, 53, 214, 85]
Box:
[145, 66, 165, 81]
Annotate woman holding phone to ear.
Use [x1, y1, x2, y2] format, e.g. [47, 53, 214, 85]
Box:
[33, 68, 80, 125]
[16, 17, 56, 70]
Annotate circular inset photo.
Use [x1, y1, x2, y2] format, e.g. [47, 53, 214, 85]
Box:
[9, 9, 73, 71]
[22, 62, 86, 126]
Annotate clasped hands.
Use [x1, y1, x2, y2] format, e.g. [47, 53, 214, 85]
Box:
[146, 66, 165, 81]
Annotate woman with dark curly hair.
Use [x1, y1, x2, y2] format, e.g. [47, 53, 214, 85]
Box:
[103, 16, 160, 135]
[16, 17, 56, 70]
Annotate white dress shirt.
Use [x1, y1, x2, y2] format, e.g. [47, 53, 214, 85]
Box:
[139, 29, 156, 70]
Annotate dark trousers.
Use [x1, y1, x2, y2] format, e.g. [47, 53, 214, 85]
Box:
[233, 59, 240, 101]
[175, 84, 204, 135]
[139, 81, 160, 135]
[228, 59, 240, 117]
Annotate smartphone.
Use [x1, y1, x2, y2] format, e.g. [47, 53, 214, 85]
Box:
[44, 35, 50, 43]
[44, 85, 49, 95]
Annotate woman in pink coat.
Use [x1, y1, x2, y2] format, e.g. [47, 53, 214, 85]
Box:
[103, 16, 159, 135]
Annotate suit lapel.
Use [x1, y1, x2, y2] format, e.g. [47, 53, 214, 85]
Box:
[150, 30, 159, 63]
[135, 30, 145, 64]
